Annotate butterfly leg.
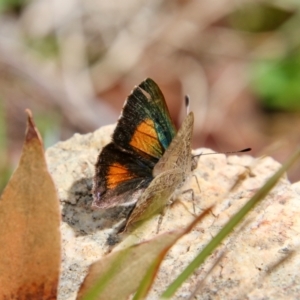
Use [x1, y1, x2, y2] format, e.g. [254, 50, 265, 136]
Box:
[156, 203, 171, 234]
[181, 173, 201, 213]
[192, 174, 201, 193]
[181, 188, 196, 214]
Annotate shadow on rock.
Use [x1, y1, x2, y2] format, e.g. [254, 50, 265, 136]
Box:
[63, 176, 133, 236]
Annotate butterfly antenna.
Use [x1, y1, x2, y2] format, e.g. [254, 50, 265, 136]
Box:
[185, 95, 190, 115]
[194, 148, 251, 158]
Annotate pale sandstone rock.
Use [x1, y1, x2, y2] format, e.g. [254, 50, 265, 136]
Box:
[46, 124, 300, 300]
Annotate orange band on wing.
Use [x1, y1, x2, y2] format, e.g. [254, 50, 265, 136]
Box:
[107, 163, 136, 189]
[130, 119, 161, 157]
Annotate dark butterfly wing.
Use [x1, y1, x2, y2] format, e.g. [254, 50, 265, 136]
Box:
[113, 78, 177, 159]
[93, 143, 153, 208]
[93, 78, 177, 209]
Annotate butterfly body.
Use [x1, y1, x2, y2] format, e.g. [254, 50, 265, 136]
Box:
[126, 111, 194, 227]
[93, 78, 196, 228]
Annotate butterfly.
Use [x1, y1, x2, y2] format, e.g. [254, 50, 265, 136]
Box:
[93, 78, 197, 229]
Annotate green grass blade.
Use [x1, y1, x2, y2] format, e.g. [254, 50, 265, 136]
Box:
[133, 208, 212, 300]
[161, 148, 300, 298]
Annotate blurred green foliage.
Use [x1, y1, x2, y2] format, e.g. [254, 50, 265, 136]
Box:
[228, 2, 300, 112]
[0, 0, 27, 14]
[0, 108, 61, 195]
[0, 99, 11, 194]
[26, 36, 59, 59]
[228, 3, 292, 32]
[251, 51, 300, 111]
[34, 111, 61, 148]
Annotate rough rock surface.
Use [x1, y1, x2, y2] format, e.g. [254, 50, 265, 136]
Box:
[45, 124, 300, 300]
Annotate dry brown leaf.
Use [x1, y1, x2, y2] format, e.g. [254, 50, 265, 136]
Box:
[0, 110, 61, 299]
